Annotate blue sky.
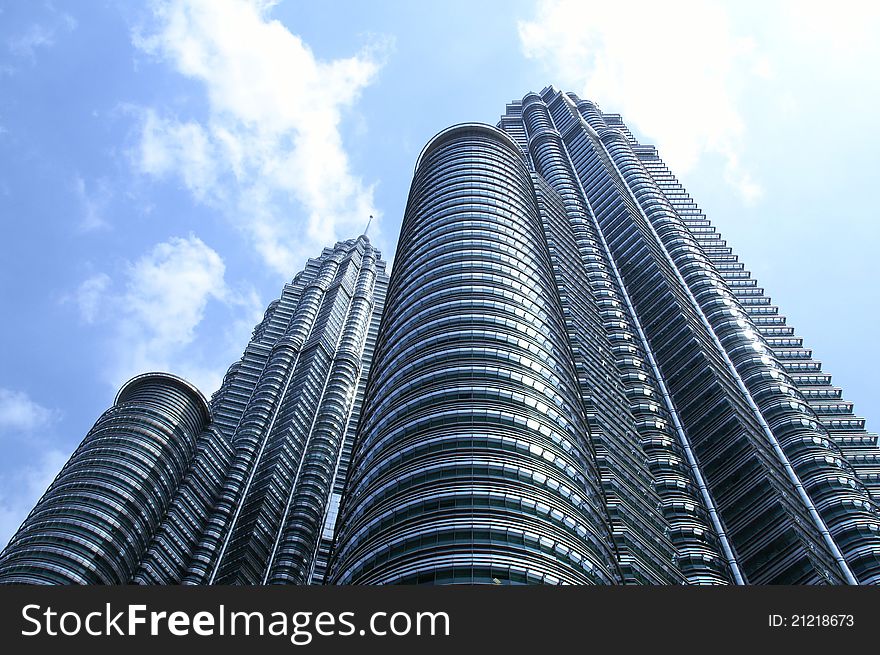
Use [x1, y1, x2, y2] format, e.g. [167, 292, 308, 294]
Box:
[1, 0, 878, 547]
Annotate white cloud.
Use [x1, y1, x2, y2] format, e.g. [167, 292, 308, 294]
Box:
[137, 109, 220, 202]
[111, 234, 229, 392]
[73, 234, 261, 396]
[518, 0, 767, 203]
[0, 389, 66, 548]
[779, 1, 880, 65]
[7, 24, 56, 58]
[131, 0, 391, 275]
[0, 448, 68, 550]
[123, 235, 226, 347]
[73, 176, 112, 231]
[0, 388, 59, 433]
[73, 273, 111, 324]
[6, 8, 77, 60]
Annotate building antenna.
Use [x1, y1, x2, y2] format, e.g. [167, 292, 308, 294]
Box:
[363, 214, 373, 237]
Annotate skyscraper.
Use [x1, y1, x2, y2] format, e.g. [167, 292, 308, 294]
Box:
[328, 87, 880, 585]
[2, 87, 878, 585]
[0, 236, 389, 584]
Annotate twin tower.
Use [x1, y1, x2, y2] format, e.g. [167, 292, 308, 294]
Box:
[3, 87, 880, 585]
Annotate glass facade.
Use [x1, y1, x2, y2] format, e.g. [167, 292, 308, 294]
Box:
[329, 125, 622, 585]
[185, 236, 388, 585]
[488, 87, 880, 584]
[0, 373, 210, 584]
[2, 88, 879, 585]
[329, 90, 880, 585]
[0, 237, 388, 585]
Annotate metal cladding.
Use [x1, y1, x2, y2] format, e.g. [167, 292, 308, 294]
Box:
[0, 373, 210, 584]
[2, 87, 880, 586]
[330, 124, 622, 585]
[329, 89, 880, 586]
[185, 236, 387, 585]
[492, 86, 880, 584]
[0, 237, 389, 586]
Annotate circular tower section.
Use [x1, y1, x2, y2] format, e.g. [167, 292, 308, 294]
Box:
[0, 372, 209, 584]
[330, 124, 620, 585]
